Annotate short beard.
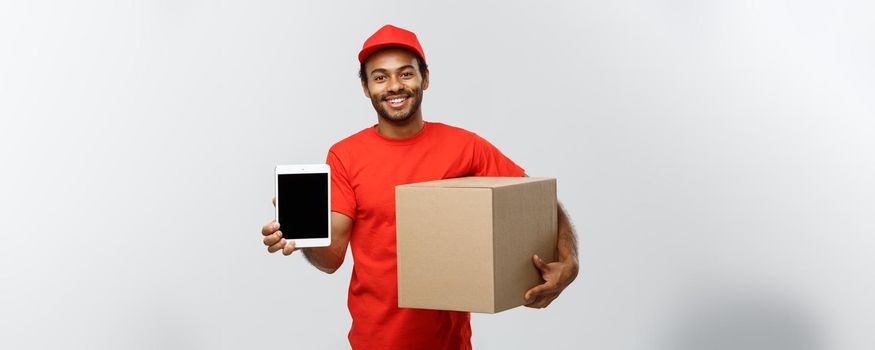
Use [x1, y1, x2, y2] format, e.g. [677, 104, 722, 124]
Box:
[370, 86, 424, 123]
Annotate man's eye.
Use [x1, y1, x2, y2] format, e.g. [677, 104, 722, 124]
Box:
[374, 76, 386, 82]
[401, 72, 413, 78]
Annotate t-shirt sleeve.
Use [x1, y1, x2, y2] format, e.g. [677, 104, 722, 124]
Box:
[326, 148, 356, 219]
[470, 133, 526, 177]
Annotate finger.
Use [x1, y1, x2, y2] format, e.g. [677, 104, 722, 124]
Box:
[268, 239, 286, 253]
[263, 231, 282, 246]
[524, 296, 541, 308]
[282, 241, 298, 256]
[529, 293, 559, 309]
[525, 289, 559, 307]
[524, 288, 537, 302]
[262, 220, 279, 236]
[524, 282, 556, 301]
[532, 254, 548, 272]
[524, 294, 548, 308]
[524, 292, 538, 305]
[272, 196, 276, 207]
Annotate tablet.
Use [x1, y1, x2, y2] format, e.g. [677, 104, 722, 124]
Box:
[275, 164, 331, 248]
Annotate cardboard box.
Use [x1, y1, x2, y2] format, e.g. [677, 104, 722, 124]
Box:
[395, 176, 557, 313]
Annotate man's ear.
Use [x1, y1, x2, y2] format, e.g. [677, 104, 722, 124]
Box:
[361, 80, 371, 98]
[421, 70, 429, 91]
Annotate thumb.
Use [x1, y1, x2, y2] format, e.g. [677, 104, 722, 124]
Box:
[272, 196, 277, 207]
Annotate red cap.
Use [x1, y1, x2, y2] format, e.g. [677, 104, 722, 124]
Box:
[358, 24, 426, 64]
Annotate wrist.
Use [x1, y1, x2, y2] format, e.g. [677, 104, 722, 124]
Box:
[558, 250, 578, 267]
[560, 256, 579, 283]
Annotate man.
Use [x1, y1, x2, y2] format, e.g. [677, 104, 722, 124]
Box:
[260, 24, 579, 349]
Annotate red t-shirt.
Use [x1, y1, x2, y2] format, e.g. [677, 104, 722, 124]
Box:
[326, 121, 525, 349]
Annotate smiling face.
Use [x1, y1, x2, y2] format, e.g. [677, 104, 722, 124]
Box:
[361, 47, 429, 123]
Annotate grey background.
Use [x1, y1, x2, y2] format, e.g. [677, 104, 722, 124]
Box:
[1, 0, 873, 349]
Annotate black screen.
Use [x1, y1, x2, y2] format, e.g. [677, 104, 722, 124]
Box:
[277, 173, 329, 239]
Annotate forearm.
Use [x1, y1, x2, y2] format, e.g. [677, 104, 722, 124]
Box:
[522, 201, 580, 308]
[302, 246, 345, 274]
[300, 212, 353, 274]
[524, 173, 579, 265]
[557, 202, 579, 274]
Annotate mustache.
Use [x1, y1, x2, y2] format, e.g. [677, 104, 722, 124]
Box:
[380, 88, 417, 99]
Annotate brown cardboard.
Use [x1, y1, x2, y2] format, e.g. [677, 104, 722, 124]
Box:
[395, 176, 557, 313]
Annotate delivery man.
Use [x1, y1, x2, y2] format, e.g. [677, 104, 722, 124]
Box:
[260, 24, 579, 349]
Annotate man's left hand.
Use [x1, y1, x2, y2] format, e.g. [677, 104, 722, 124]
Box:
[524, 254, 579, 309]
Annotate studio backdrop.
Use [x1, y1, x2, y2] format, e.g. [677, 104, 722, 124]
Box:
[1, 1, 873, 349]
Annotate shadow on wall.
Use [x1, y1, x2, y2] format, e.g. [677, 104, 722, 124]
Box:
[660, 293, 824, 350]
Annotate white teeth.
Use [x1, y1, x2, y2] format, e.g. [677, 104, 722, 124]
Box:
[389, 97, 406, 103]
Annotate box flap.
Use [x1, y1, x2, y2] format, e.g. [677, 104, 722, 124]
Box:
[397, 176, 553, 189]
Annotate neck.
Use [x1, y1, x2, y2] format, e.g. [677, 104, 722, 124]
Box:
[375, 113, 425, 139]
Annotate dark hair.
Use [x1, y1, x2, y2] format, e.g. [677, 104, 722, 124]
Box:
[359, 53, 428, 84]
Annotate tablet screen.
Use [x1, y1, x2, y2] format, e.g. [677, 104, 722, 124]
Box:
[277, 173, 329, 239]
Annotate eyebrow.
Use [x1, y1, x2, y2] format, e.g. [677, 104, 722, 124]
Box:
[369, 65, 416, 76]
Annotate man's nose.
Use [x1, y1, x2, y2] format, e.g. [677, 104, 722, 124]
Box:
[387, 76, 403, 93]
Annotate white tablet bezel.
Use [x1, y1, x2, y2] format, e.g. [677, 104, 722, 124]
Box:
[275, 164, 331, 248]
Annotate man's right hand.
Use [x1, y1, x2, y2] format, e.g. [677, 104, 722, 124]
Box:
[262, 196, 299, 256]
